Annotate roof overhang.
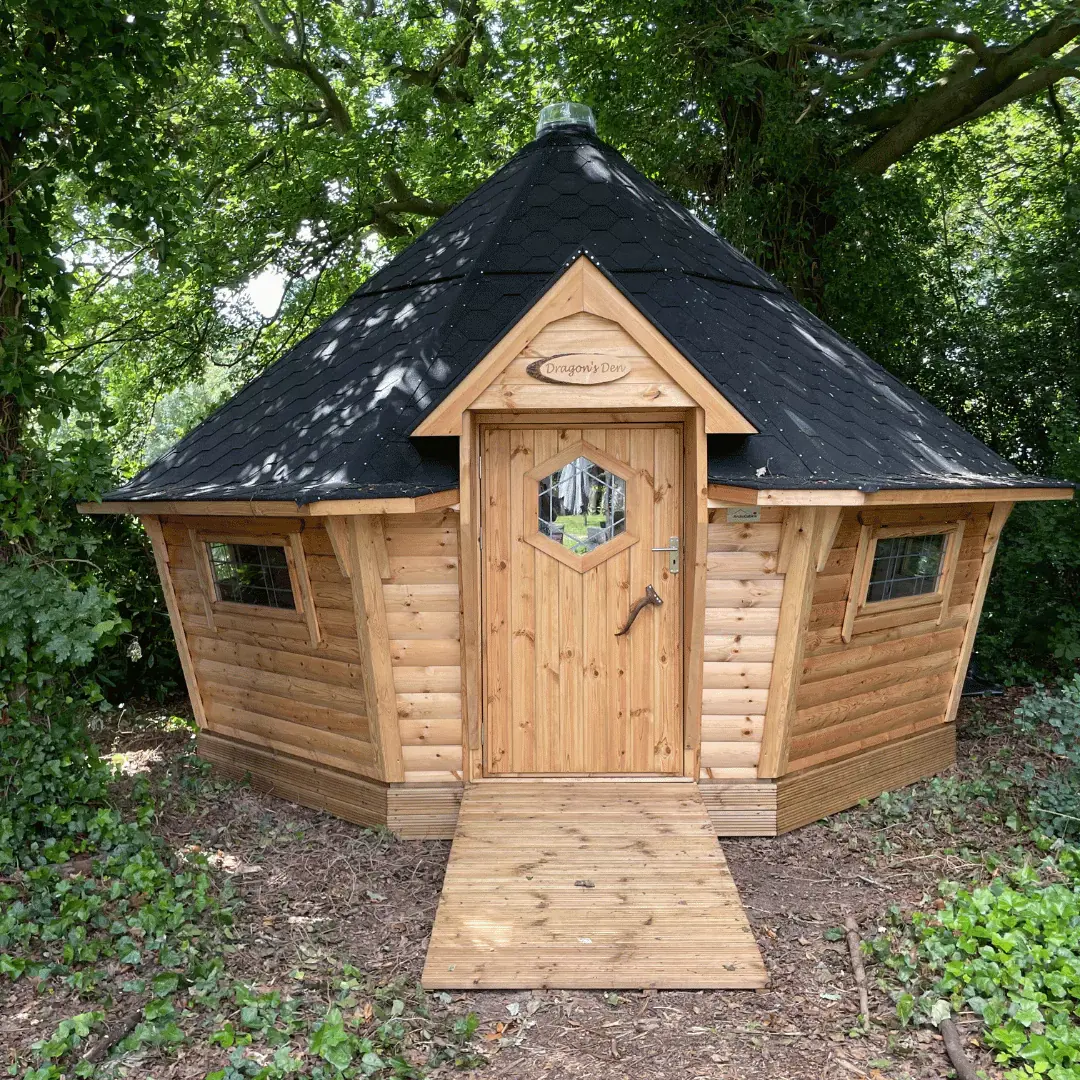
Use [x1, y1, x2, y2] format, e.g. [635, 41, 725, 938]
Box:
[706, 484, 1073, 507]
[77, 488, 461, 518]
[411, 256, 757, 437]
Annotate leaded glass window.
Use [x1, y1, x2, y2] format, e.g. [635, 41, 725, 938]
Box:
[865, 534, 946, 603]
[538, 456, 626, 555]
[206, 542, 296, 609]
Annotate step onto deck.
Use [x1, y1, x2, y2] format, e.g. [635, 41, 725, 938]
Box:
[422, 780, 768, 990]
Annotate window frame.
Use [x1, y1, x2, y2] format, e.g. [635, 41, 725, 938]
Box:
[190, 528, 321, 645]
[841, 519, 965, 642]
[523, 439, 639, 574]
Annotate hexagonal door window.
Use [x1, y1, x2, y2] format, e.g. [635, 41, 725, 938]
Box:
[538, 456, 626, 556]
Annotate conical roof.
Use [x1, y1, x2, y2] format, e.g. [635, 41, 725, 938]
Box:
[106, 124, 1062, 504]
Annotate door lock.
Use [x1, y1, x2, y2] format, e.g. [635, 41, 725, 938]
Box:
[652, 536, 679, 574]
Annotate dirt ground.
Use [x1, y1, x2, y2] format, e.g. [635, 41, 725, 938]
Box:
[6, 696, 1035, 1079]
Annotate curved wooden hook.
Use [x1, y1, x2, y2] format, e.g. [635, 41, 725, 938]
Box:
[614, 584, 663, 637]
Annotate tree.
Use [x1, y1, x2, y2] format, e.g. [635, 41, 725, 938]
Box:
[0, 0, 205, 712]
[33, 0, 1080, 679]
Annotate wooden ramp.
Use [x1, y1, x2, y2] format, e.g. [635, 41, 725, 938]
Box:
[422, 781, 768, 989]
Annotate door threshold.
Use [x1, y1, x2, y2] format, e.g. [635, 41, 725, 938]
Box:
[473, 774, 695, 783]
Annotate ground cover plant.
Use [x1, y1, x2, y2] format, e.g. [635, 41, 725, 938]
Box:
[0, 709, 482, 1078]
[3, 691, 1080, 1080]
[879, 849, 1080, 1080]
[863, 680, 1080, 1080]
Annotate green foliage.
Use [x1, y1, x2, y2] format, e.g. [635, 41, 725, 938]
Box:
[1013, 678, 1080, 837]
[0, 560, 125, 711]
[88, 515, 183, 703]
[0, 709, 116, 869]
[1, 712, 483, 1078]
[0, 0, 204, 717]
[878, 851, 1080, 1080]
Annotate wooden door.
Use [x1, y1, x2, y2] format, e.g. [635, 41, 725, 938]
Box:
[481, 424, 682, 774]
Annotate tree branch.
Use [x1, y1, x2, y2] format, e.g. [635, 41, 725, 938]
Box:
[380, 170, 452, 216]
[247, 0, 352, 133]
[939, 46, 1080, 132]
[847, 10, 1080, 173]
[387, 1, 481, 104]
[808, 24, 996, 71]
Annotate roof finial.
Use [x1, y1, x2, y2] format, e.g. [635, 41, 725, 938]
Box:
[536, 101, 595, 137]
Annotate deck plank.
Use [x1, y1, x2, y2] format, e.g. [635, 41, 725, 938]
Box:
[421, 780, 768, 989]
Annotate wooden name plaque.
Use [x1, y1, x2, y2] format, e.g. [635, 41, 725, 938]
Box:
[525, 353, 632, 385]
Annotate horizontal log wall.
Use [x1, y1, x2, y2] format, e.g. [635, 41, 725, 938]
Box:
[382, 511, 465, 783]
[699, 507, 783, 779]
[162, 515, 380, 779]
[788, 504, 991, 775]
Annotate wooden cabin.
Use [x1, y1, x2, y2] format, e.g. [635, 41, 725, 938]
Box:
[84, 104, 1071, 989]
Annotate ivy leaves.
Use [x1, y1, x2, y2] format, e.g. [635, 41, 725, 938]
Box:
[883, 852, 1080, 1080]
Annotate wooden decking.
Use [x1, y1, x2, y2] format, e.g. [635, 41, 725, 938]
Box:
[422, 780, 768, 989]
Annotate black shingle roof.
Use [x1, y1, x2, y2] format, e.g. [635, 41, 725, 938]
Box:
[105, 124, 1067, 504]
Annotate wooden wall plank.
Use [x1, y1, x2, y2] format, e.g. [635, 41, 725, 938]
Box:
[786, 504, 995, 777]
[349, 516, 406, 782]
[757, 507, 820, 777]
[944, 502, 1014, 725]
[142, 516, 208, 727]
[459, 415, 483, 780]
[683, 407, 708, 776]
[699, 504, 786, 779]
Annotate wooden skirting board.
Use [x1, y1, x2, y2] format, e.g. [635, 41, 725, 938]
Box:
[198, 732, 389, 829]
[198, 726, 955, 840]
[387, 784, 463, 840]
[422, 780, 768, 989]
[775, 724, 956, 834]
[699, 779, 778, 836]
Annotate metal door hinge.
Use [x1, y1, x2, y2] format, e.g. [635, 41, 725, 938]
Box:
[652, 536, 679, 574]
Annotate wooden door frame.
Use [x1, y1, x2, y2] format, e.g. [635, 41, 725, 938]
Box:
[459, 407, 707, 782]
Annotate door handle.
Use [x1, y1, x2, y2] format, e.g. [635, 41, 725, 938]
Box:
[652, 535, 680, 574]
[615, 584, 663, 637]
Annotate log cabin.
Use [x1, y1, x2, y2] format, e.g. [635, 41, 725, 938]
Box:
[83, 103, 1072, 989]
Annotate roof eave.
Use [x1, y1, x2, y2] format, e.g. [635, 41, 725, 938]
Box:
[705, 481, 1074, 507]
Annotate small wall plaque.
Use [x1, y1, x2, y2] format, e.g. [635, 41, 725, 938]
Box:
[525, 353, 632, 385]
[726, 507, 761, 523]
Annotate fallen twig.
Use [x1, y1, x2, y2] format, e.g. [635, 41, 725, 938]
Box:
[843, 916, 870, 1026]
[70, 1003, 144, 1074]
[939, 1016, 981, 1080]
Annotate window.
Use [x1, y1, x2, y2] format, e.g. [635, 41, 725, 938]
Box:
[865, 533, 946, 603]
[538, 455, 627, 555]
[525, 440, 638, 573]
[841, 518, 966, 642]
[206, 542, 296, 609]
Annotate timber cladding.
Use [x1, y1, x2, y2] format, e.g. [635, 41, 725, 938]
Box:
[700, 506, 784, 780]
[790, 504, 993, 775]
[158, 515, 380, 779]
[381, 511, 464, 783]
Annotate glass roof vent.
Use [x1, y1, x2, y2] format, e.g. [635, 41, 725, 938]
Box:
[536, 102, 596, 137]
